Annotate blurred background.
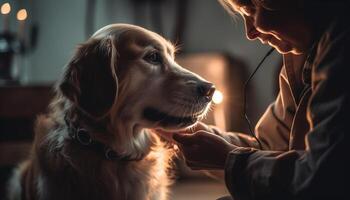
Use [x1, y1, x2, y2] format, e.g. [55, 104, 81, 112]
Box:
[0, 0, 282, 199]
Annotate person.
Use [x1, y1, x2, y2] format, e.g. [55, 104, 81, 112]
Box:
[163, 0, 349, 199]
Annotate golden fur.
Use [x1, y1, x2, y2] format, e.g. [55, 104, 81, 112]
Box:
[7, 24, 214, 200]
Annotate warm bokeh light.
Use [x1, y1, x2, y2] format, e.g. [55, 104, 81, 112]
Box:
[17, 9, 27, 21]
[212, 90, 223, 104]
[1, 3, 11, 14]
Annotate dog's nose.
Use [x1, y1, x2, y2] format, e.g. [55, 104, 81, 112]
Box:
[197, 82, 215, 101]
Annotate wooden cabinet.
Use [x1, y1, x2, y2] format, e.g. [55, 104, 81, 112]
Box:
[0, 85, 54, 141]
[0, 85, 53, 197]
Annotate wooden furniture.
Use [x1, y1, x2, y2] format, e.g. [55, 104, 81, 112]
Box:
[0, 84, 53, 197]
[0, 85, 54, 139]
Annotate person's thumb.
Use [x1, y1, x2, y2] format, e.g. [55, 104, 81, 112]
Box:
[173, 133, 196, 145]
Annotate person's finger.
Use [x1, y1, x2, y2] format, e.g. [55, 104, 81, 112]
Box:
[152, 129, 175, 141]
[195, 130, 231, 144]
[173, 133, 197, 145]
[184, 122, 210, 133]
[185, 159, 221, 170]
[174, 131, 217, 146]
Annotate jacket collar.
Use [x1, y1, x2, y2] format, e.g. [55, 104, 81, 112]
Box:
[282, 53, 307, 105]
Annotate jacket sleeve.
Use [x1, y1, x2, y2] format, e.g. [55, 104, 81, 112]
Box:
[214, 66, 295, 150]
[224, 23, 349, 200]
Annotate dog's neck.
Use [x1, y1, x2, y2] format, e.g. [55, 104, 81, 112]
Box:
[62, 108, 155, 162]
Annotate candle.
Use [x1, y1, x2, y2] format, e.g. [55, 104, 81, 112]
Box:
[1, 2, 11, 32]
[17, 9, 27, 41]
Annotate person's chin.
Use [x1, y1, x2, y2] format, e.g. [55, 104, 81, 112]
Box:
[278, 48, 304, 55]
[270, 42, 305, 55]
[271, 43, 296, 55]
[276, 48, 293, 55]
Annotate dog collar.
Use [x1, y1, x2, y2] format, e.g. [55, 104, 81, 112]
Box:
[64, 116, 143, 162]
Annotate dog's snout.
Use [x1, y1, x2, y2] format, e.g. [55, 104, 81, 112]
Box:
[197, 82, 215, 101]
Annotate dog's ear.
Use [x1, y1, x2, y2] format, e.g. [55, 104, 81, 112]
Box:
[59, 37, 118, 118]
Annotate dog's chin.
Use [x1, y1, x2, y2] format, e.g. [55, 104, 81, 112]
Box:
[142, 107, 204, 130]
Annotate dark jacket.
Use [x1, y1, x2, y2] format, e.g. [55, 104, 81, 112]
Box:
[223, 12, 349, 199]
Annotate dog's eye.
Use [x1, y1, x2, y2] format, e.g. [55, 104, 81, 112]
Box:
[144, 52, 162, 65]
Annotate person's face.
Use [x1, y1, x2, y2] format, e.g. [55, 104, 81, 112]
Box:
[232, 0, 313, 55]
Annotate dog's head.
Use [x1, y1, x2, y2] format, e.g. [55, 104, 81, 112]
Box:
[59, 24, 214, 134]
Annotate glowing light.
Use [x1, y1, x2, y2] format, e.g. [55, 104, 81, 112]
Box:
[212, 90, 223, 104]
[17, 9, 27, 21]
[1, 3, 11, 14]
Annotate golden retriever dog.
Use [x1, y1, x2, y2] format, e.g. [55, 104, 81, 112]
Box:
[7, 24, 215, 200]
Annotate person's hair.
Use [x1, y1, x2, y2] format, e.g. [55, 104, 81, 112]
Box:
[217, 0, 348, 40]
[218, 0, 239, 16]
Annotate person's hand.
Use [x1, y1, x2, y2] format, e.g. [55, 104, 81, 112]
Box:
[152, 122, 210, 141]
[153, 122, 228, 142]
[173, 131, 237, 170]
